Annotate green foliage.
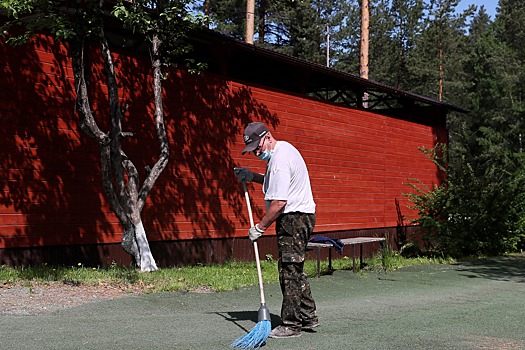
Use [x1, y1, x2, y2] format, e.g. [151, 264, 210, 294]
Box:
[404, 144, 525, 258]
[497, 0, 525, 61]
[366, 249, 454, 272]
[202, 0, 351, 65]
[1, 1, 204, 65]
[1, 0, 33, 19]
[0, 261, 281, 292]
[111, 0, 205, 66]
[0, 255, 453, 292]
[396, 2, 525, 258]
[1, 0, 89, 44]
[197, 0, 245, 40]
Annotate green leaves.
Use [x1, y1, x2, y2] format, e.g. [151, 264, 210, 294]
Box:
[1, 0, 35, 19]
[405, 140, 525, 257]
[1, 0, 100, 43]
[398, 1, 525, 257]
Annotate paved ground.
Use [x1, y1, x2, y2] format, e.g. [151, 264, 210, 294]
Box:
[1, 255, 524, 350]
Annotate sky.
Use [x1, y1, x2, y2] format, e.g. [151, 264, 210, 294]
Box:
[456, 0, 498, 19]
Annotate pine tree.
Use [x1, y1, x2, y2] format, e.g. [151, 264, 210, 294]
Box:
[331, 0, 361, 73]
[497, 0, 525, 61]
[406, 0, 471, 104]
[389, 0, 425, 89]
[199, 0, 246, 40]
[434, 4, 525, 256]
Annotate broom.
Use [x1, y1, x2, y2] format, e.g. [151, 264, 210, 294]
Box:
[231, 181, 272, 349]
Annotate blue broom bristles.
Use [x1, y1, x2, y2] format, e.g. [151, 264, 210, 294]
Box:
[231, 319, 271, 349]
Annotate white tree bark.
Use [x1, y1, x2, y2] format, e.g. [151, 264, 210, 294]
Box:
[122, 221, 158, 272]
[134, 221, 158, 272]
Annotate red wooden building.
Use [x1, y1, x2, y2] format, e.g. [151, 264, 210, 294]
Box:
[0, 28, 463, 267]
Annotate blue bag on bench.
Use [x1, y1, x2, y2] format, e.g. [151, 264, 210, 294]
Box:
[309, 236, 344, 255]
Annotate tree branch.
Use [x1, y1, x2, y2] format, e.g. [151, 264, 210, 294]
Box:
[123, 159, 139, 212]
[99, 24, 131, 216]
[138, 32, 169, 211]
[71, 37, 109, 145]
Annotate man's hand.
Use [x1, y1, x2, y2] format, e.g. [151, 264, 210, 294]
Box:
[248, 224, 265, 241]
[234, 167, 254, 183]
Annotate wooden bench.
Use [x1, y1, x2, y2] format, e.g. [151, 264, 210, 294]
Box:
[307, 237, 386, 277]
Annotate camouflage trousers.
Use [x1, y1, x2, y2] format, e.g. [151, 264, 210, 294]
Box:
[276, 212, 317, 331]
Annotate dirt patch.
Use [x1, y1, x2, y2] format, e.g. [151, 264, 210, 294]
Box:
[0, 282, 142, 316]
[466, 335, 525, 350]
[192, 285, 215, 293]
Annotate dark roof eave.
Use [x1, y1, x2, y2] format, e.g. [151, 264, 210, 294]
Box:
[191, 28, 467, 114]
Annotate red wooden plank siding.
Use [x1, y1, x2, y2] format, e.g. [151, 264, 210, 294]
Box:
[242, 84, 444, 232]
[0, 34, 446, 250]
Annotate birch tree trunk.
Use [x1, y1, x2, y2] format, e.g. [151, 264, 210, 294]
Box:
[70, 19, 168, 272]
[0, 0, 197, 273]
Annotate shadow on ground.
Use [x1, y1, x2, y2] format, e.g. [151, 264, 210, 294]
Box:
[215, 311, 281, 333]
[454, 254, 525, 283]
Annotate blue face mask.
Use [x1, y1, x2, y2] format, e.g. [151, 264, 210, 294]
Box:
[257, 149, 273, 161]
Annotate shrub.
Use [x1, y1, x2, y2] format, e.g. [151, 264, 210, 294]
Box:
[404, 144, 525, 257]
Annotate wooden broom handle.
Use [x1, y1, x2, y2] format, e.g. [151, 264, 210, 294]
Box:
[242, 181, 266, 305]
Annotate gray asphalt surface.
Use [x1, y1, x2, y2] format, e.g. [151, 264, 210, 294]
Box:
[1, 255, 524, 350]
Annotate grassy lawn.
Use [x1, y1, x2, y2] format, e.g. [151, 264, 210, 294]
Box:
[0, 253, 455, 293]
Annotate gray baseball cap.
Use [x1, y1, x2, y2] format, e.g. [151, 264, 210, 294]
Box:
[242, 122, 269, 154]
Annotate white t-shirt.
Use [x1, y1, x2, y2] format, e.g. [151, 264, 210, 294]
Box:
[263, 141, 316, 214]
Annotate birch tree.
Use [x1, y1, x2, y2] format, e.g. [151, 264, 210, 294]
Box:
[1, 0, 204, 271]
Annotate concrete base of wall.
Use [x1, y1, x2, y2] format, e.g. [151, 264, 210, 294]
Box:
[0, 226, 423, 267]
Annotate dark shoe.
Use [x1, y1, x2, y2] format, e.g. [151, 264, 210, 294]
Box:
[269, 326, 301, 339]
[302, 319, 320, 331]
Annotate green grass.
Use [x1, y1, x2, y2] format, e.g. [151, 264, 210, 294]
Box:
[0, 254, 455, 293]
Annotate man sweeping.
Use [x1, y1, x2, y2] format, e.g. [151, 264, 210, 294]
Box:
[235, 122, 319, 339]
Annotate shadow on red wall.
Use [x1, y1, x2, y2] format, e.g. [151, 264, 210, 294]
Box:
[0, 35, 278, 266]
